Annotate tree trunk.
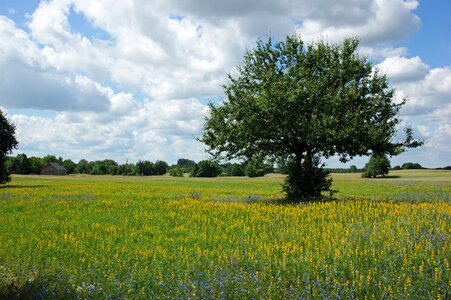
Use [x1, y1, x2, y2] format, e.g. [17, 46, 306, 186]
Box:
[283, 152, 333, 202]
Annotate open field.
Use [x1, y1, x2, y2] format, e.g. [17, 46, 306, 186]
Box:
[1, 170, 450, 298]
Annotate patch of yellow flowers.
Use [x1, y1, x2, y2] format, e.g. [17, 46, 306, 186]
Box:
[0, 176, 449, 298]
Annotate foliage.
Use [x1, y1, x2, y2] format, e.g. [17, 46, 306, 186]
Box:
[0, 110, 18, 184]
[244, 159, 267, 177]
[134, 160, 154, 176]
[41, 155, 58, 165]
[169, 167, 184, 177]
[7, 153, 32, 175]
[402, 162, 423, 169]
[201, 35, 422, 201]
[29, 156, 44, 174]
[349, 165, 358, 173]
[154, 160, 169, 175]
[176, 158, 196, 173]
[283, 156, 333, 200]
[63, 159, 77, 174]
[225, 163, 245, 176]
[362, 153, 391, 178]
[192, 160, 222, 177]
[0, 173, 449, 299]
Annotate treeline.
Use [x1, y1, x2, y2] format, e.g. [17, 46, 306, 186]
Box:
[5, 154, 169, 176]
[5, 154, 275, 178]
[6, 153, 440, 177]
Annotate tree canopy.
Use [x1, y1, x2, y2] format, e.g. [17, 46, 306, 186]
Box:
[0, 109, 18, 184]
[201, 35, 422, 201]
[362, 154, 391, 178]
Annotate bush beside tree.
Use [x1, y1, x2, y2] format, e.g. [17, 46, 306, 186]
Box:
[191, 160, 221, 177]
[362, 154, 391, 178]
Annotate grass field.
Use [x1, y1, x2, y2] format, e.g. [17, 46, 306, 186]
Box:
[0, 170, 450, 299]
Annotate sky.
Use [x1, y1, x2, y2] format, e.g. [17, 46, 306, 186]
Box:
[0, 0, 450, 168]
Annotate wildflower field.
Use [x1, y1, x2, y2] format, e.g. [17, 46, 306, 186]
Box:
[0, 170, 450, 299]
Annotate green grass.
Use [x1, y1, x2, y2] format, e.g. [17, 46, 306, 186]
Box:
[0, 170, 450, 299]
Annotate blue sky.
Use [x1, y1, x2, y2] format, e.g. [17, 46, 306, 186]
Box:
[403, 0, 451, 67]
[0, 0, 450, 167]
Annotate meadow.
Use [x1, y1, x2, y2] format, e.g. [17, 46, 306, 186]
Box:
[0, 170, 450, 299]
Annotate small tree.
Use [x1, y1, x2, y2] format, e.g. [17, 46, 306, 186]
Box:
[0, 110, 19, 184]
[245, 160, 266, 177]
[169, 167, 184, 177]
[192, 160, 221, 177]
[63, 159, 77, 174]
[8, 153, 32, 174]
[362, 154, 391, 178]
[29, 156, 44, 174]
[227, 163, 245, 176]
[401, 162, 423, 169]
[200, 35, 422, 201]
[154, 160, 169, 175]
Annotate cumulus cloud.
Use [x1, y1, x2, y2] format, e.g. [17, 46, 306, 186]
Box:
[296, 0, 420, 45]
[0, 16, 111, 111]
[18, 0, 423, 102]
[0, 0, 448, 166]
[0, 60, 111, 111]
[389, 64, 451, 116]
[376, 56, 429, 83]
[11, 98, 208, 163]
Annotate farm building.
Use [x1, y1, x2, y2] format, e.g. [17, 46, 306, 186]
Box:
[41, 162, 67, 176]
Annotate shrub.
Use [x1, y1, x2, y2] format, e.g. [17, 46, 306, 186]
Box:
[362, 154, 391, 178]
[402, 162, 423, 169]
[192, 160, 221, 177]
[245, 161, 266, 177]
[169, 167, 184, 177]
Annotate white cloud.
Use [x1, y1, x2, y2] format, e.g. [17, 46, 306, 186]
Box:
[393, 65, 451, 116]
[428, 103, 451, 125]
[0, 16, 111, 112]
[11, 97, 209, 163]
[296, 0, 420, 45]
[376, 56, 429, 83]
[0, 0, 448, 166]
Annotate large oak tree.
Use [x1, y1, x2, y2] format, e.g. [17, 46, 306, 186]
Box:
[200, 36, 422, 201]
[0, 109, 18, 184]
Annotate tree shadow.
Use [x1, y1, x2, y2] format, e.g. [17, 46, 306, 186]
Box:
[212, 195, 338, 206]
[365, 175, 401, 179]
[0, 185, 48, 189]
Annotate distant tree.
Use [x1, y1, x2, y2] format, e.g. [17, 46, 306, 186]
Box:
[362, 154, 391, 178]
[392, 165, 401, 170]
[200, 35, 422, 201]
[29, 156, 44, 174]
[177, 158, 195, 167]
[349, 165, 358, 173]
[154, 160, 169, 175]
[8, 153, 32, 174]
[135, 160, 155, 176]
[401, 162, 423, 169]
[63, 159, 77, 174]
[192, 160, 221, 177]
[0, 110, 19, 184]
[169, 167, 184, 177]
[245, 159, 266, 177]
[41, 155, 58, 165]
[89, 159, 118, 175]
[227, 163, 245, 176]
[176, 158, 196, 173]
[75, 159, 91, 174]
